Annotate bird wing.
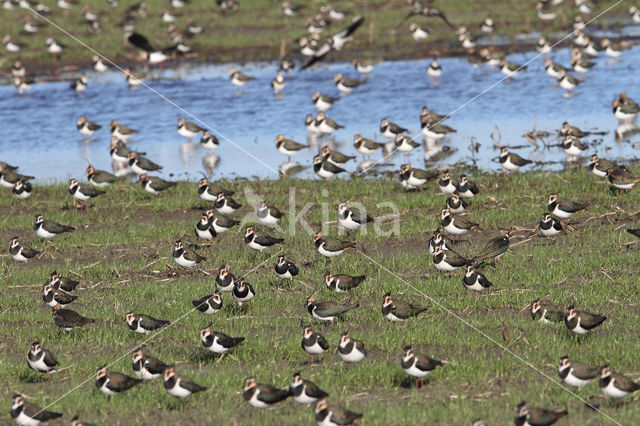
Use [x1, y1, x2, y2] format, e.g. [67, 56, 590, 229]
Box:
[23, 402, 61, 422]
[43, 219, 75, 233]
[128, 32, 156, 52]
[43, 349, 59, 367]
[316, 333, 330, 350]
[349, 208, 373, 224]
[557, 198, 587, 212]
[580, 312, 606, 328]
[303, 379, 328, 399]
[109, 372, 142, 390]
[314, 301, 356, 316]
[144, 356, 168, 374]
[184, 248, 206, 263]
[148, 177, 176, 191]
[323, 237, 355, 251]
[254, 235, 284, 246]
[137, 156, 162, 171]
[334, 15, 364, 39]
[180, 376, 207, 393]
[570, 362, 600, 380]
[330, 406, 363, 425]
[257, 385, 290, 403]
[138, 314, 169, 329]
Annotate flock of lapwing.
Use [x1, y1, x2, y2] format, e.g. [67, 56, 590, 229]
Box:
[4, 0, 640, 425]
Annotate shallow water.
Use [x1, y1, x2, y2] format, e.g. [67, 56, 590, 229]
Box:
[2, 42, 640, 183]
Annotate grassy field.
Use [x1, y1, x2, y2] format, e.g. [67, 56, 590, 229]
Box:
[0, 0, 630, 73]
[1, 168, 640, 424]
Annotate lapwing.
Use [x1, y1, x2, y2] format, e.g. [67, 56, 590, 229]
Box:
[561, 135, 587, 156]
[313, 232, 355, 257]
[421, 118, 457, 141]
[139, 175, 176, 195]
[312, 92, 340, 111]
[313, 155, 349, 179]
[125, 312, 170, 334]
[338, 333, 366, 363]
[471, 231, 510, 263]
[85, 165, 117, 188]
[195, 213, 216, 242]
[601, 38, 628, 58]
[401, 345, 442, 388]
[324, 272, 365, 293]
[53, 305, 94, 331]
[456, 175, 479, 198]
[197, 178, 233, 203]
[76, 116, 101, 137]
[302, 325, 329, 360]
[257, 202, 284, 226]
[200, 327, 244, 354]
[271, 71, 286, 92]
[45, 37, 64, 58]
[321, 146, 355, 166]
[92, 55, 108, 72]
[500, 59, 526, 77]
[539, 213, 563, 237]
[428, 229, 453, 254]
[49, 271, 80, 292]
[446, 193, 468, 214]
[606, 167, 640, 190]
[232, 277, 255, 310]
[515, 401, 567, 426]
[10, 394, 62, 425]
[131, 348, 168, 380]
[282, 0, 301, 16]
[543, 58, 568, 78]
[9, 237, 40, 262]
[441, 208, 478, 240]
[12, 77, 32, 94]
[382, 293, 426, 322]
[315, 398, 362, 426]
[243, 377, 290, 408]
[27, 342, 58, 382]
[275, 255, 299, 280]
[96, 366, 142, 396]
[0, 168, 33, 188]
[214, 192, 242, 214]
[558, 356, 599, 388]
[352, 59, 374, 73]
[394, 133, 420, 156]
[547, 194, 587, 218]
[128, 152, 162, 175]
[432, 246, 470, 273]
[110, 120, 138, 141]
[599, 366, 640, 400]
[290, 372, 328, 405]
[481, 15, 494, 33]
[400, 164, 437, 191]
[338, 202, 373, 231]
[127, 32, 175, 64]
[3, 35, 23, 52]
[200, 130, 219, 151]
[276, 134, 309, 160]
[438, 172, 457, 194]
[333, 73, 365, 93]
[229, 66, 255, 86]
[164, 366, 207, 407]
[560, 121, 591, 138]
[192, 291, 222, 314]
[427, 58, 442, 77]
[70, 74, 88, 92]
[306, 114, 321, 133]
[172, 240, 206, 268]
[499, 147, 532, 171]
[315, 112, 344, 135]
[11, 60, 25, 77]
[353, 134, 385, 158]
[210, 212, 240, 234]
[611, 99, 640, 122]
[68, 178, 105, 210]
[536, 1, 557, 20]
[216, 264, 235, 291]
[177, 118, 205, 141]
[530, 299, 564, 324]
[536, 35, 551, 54]
[462, 265, 493, 291]
[571, 50, 595, 73]
[244, 226, 284, 252]
[380, 118, 407, 139]
[565, 306, 606, 335]
[410, 23, 429, 41]
[306, 295, 358, 322]
[42, 283, 76, 308]
[33, 214, 74, 239]
[109, 138, 138, 163]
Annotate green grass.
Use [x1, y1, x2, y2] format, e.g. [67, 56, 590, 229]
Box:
[0, 0, 630, 72]
[1, 168, 639, 424]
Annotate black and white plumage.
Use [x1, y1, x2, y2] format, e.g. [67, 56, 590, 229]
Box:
[200, 327, 244, 354]
[195, 213, 217, 241]
[462, 265, 493, 291]
[232, 277, 255, 309]
[539, 213, 562, 237]
[192, 291, 222, 314]
[338, 202, 373, 230]
[301, 325, 329, 358]
[274, 255, 299, 280]
[127, 32, 175, 64]
[337, 333, 366, 363]
[256, 201, 284, 226]
[27, 342, 58, 381]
